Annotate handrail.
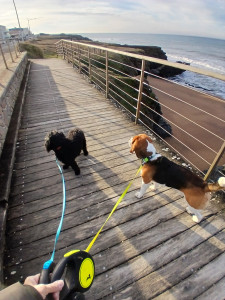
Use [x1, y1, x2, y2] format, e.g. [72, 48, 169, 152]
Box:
[0, 39, 20, 69]
[57, 40, 225, 81]
[56, 39, 225, 181]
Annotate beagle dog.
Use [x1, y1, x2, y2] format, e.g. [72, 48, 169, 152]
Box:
[129, 134, 225, 223]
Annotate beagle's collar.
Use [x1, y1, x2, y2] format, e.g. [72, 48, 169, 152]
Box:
[142, 153, 161, 165]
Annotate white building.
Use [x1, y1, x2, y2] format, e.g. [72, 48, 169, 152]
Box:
[9, 27, 30, 40]
[0, 25, 10, 41]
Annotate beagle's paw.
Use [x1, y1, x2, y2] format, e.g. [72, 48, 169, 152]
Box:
[135, 191, 143, 198]
[192, 214, 203, 223]
[149, 184, 156, 191]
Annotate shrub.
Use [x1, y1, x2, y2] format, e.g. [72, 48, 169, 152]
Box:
[19, 43, 44, 58]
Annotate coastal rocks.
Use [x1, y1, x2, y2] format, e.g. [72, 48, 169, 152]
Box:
[150, 61, 190, 78]
[119, 45, 189, 78]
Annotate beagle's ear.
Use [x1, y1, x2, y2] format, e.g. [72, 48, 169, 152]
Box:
[130, 135, 140, 155]
[129, 136, 139, 154]
[146, 135, 153, 143]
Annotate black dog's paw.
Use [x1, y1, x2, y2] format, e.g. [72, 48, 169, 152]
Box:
[63, 165, 69, 169]
[84, 151, 88, 156]
[75, 169, 80, 175]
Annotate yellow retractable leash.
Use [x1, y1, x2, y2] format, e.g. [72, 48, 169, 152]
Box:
[85, 165, 142, 253]
[43, 164, 142, 300]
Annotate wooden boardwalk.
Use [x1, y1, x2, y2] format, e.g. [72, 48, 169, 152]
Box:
[3, 58, 225, 299]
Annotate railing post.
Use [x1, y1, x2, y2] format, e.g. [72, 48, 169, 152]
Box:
[17, 40, 21, 53]
[78, 45, 81, 73]
[13, 40, 18, 58]
[71, 43, 73, 64]
[204, 140, 225, 181]
[105, 50, 109, 98]
[135, 59, 145, 124]
[0, 43, 8, 69]
[65, 42, 68, 62]
[88, 48, 92, 81]
[62, 41, 65, 59]
[7, 40, 14, 62]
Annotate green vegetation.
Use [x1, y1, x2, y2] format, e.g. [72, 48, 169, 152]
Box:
[19, 43, 44, 58]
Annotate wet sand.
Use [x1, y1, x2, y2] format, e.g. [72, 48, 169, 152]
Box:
[147, 76, 225, 172]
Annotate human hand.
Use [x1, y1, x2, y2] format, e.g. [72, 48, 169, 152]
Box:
[24, 274, 64, 300]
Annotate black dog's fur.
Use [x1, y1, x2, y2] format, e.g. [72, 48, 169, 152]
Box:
[45, 128, 88, 175]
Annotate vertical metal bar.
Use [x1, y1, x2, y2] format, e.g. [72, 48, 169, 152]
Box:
[62, 41, 65, 59]
[17, 40, 21, 53]
[105, 50, 109, 98]
[135, 59, 146, 124]
[78, 45, 81, 73]
[0, 44, 8, 69]
[204, 140, 225, 181]
[71, 43, 74, 65]
[65, 42, 68, 61]
[7, 40, 14, 62]
[13, 40, 18, 58]
[88, 48, 91, 80]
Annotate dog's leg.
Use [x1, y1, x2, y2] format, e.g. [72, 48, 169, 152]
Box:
[149, 181, 159, 191]
[135, 180, 150, 198]
[186, 204, 203, 223]
[63, 165, 69, 169]
[71, 161, 80, 175]
[83, 139, 88, 156]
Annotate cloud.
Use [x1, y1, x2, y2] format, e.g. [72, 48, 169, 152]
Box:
[0, 0, 224, 39]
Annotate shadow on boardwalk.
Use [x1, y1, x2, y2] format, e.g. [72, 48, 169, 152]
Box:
[2, 58, 225, 299]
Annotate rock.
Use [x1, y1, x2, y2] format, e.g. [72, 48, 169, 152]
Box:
[150, 61, 190, 78]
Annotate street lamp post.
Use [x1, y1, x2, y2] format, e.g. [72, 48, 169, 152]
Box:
[27, 18, 38, 37]
[12, 0, 24, 41]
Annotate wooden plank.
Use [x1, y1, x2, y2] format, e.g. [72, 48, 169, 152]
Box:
[9, 165, 140, 206]
[17, 117, 135, 146]
[11, 150, 136, 187]
[5, 213, 224, 287]
[4, 58, 224, 299]
[5, 194, 185, 267]
[7, 186, 173, 246]
[13, 137, 136, 170]
[10, 159, 137, 196]
[11, 147, 136, 187]
[196, 276, 225, 300]
[14, 127, 139, 163]
[155, 249, 225, 300]
[100, 230, 225, 300]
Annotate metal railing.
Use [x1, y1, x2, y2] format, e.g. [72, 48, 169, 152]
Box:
[0, 39, 20, 69]
[55, 39, 225, 182]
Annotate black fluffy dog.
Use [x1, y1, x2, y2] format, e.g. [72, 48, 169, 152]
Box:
[45, 128, 88, 175]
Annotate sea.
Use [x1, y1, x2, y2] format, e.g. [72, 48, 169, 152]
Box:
[80, 33, 225, 100]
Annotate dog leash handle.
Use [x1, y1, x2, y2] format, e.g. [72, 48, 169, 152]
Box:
[51, 250, 95, 300]
[39, 260, 55, 284]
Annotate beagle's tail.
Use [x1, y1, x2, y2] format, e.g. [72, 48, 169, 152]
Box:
[205, 177, 225, 192]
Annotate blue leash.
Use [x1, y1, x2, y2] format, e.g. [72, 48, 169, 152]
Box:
[40, 159, 66, 280]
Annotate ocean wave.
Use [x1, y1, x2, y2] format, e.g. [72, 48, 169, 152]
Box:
[167, 54, 225, 75]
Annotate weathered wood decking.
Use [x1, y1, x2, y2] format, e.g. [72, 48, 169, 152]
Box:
[3, 58, 225, 299]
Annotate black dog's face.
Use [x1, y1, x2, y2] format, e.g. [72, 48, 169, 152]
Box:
[45, 131, 65, 152]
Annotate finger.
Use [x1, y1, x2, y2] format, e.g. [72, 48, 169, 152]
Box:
[43, 280, 64, 295]
[33, 274, 41, 284]
[24, 274, 40, 286]
[52, 291, 60, 300]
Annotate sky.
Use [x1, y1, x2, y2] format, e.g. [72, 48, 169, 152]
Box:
[1, 0, 225, 39]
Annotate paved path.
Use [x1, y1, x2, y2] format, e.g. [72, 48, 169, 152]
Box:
[148, 76, 225, 172]
[3, 58, 225, 299]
